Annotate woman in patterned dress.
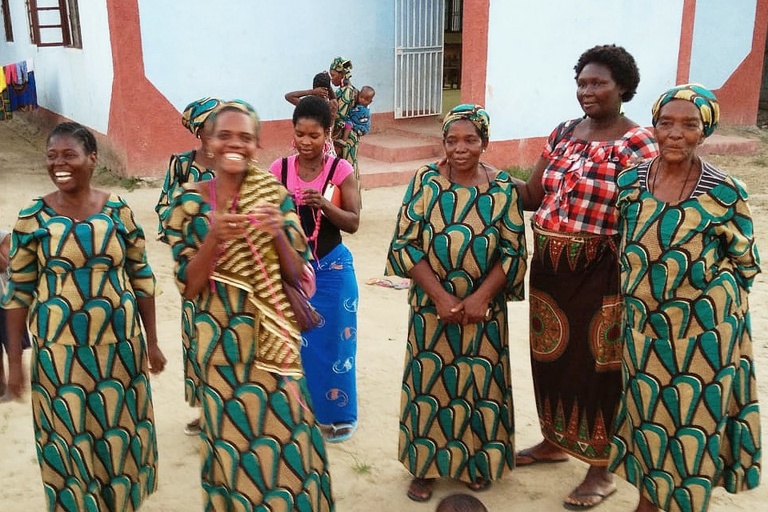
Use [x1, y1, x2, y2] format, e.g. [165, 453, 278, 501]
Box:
[2, 122, 167, 511]
[268, 95, 361, 443]
[329, 57, 360, 179]
[155, 96, 220, 436]
[510, 44, 659, 509]
[166, 101, 334, 511]
[385, 104, 528, 502]
[609, 84, 761, 512]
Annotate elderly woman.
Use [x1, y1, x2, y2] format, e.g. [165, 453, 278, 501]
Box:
[609, 84, 761, 512]
[165, 101, 333, 510]
[155, 96, 220, 436]
[511, 44, 659, 509]
[2, 122, 166, 511]
[385, 104, 528, 502]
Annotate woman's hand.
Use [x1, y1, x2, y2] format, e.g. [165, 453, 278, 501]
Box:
[147, 343, 167, 374]
[435, 294, 464, 324]
[297, 188, 326, 209]
[451, 293, 491, 325]
[248, 203, 285, 237]
[208, 212, 251, 243]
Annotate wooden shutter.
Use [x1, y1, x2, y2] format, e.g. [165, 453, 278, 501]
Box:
[27, 0, 70, 47]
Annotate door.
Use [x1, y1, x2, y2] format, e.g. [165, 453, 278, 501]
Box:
[394, 0, 444, 118]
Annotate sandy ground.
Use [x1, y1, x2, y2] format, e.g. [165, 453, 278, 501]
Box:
[1, 115, 768, 512]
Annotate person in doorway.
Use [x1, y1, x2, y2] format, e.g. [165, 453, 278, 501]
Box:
[269, 95, 361, 443]
[610, 84, 761, 512]
[510, 44, 659, 509]
[155, 96, 220, 436]
[386, 104, 527, 502]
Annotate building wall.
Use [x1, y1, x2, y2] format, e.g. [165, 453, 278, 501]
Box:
[0, 0, 113, 132]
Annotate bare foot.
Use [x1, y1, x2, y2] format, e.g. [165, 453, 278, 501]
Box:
[563, 465, 616, 509]
[635, 495, 659, 512]
[516, 439, 570, 466]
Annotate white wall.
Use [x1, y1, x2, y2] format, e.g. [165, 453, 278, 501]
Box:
[137, 0, 397, 121]
[485, 0, 683, 142]
[0, 0, 113, 132]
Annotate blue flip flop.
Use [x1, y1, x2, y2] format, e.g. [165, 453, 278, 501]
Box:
[325, 422, 357, 443]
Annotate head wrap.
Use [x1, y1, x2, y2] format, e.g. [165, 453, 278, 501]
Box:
[181, 97, 221, 136]
[651, 83, 719, 137]
[209, 99, 261, 132]
[329, 56, 353, 81]
[441, 104, 491, 141]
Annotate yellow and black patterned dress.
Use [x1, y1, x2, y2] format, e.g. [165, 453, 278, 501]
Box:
[166, 166, 333, 511]
[609, 161, 762, 512]
[385, 164, 527, 484]
[2, 195, 160, 512]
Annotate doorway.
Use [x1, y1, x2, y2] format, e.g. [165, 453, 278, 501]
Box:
[443, 0, 463, 115]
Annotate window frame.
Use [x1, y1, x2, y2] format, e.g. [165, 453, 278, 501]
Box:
[26, 0, 82, 48]
[2, 0, 13, 42]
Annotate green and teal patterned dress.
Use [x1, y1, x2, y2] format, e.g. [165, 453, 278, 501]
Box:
[2, 195, 160, 512]
[156, 150, 215, 407]
[332, 84, 360, 181]
[166, 166, 334, 511]
[609, 160, 762, 512]
[385, 164, 528, 484]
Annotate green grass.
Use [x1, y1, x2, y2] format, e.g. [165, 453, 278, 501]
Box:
[92, 165, 143, 191]
[351, 455, 372, 475]
[505, 166, 532, 181]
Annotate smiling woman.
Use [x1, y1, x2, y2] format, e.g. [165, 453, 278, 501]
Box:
[1, 122, 166, 512]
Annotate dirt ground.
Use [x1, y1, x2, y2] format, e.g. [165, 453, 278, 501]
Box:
[1, 113, 768, 512]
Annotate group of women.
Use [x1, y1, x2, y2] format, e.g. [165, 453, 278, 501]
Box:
[0, 46, 761, 512]
[385, 44, 761, 512]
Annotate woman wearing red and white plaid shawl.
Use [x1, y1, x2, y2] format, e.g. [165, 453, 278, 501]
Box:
[511, 44, 658, 510]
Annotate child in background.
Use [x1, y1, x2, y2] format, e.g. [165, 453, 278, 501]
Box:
[341, 85, 375, 144]
[435, 493, 488, 512]
[0, 228, 30, 399]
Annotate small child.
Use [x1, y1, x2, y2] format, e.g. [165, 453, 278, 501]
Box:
[435, 493, 488, 512]
[341, 85, 375, 142]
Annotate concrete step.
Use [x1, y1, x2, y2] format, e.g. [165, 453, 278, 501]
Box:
[700, 134, 760, 156]
[357, 155, 437, 189]
[358, 132, 443, 163]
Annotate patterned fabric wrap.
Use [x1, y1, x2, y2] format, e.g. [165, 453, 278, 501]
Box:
[441, 103, 490, 141]
[166, 165, 310, 376]
[209, 99, 260, 131]
[532, 120, 658, 235]
[610, 162, 761, 512]
[385, 164, 527, 483]
[651, 83, 720, 137]
[181, 97, 221, 136]
[329, 56, 352, 82]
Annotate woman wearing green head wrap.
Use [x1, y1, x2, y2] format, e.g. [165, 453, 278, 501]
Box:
[154, 96, 221, 437]
[328, 57, 361, 181]
[385, 104, 528, 501]
[609, 84, 762, 512]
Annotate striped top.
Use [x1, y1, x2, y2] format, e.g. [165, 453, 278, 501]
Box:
[636, 157, 726, 198]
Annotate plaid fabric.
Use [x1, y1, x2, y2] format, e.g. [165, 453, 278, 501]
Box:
[533, 119, 658, 234]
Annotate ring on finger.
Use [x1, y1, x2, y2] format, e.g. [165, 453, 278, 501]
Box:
[229, 222, 237, 228]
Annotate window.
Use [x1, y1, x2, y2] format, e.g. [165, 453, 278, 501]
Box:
[445, 0, 462, 33]
[2, 0, 12, 42]
[26, 0, 81, 48]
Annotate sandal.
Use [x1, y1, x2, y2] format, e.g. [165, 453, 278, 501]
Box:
[466, 478, 492, 492]
[184, 417, 201, 436]
[325, 422, 357, 443]
[407, 477, 435, 502]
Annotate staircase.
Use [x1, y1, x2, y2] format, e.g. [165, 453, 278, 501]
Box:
[357, 116, 444, 189]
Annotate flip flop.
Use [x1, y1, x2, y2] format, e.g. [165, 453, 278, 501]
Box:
[515, 447, 569, 466]
[563, 488, 617, 510]
[325, 422, 357, 443]
[407, 477, 435, 502]
[466, 478, 492, 492]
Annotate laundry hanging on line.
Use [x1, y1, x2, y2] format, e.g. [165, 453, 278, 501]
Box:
[1, 59, 38, 121]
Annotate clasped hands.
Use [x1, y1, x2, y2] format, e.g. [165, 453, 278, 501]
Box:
[209, 203, 284, 242]
[436, 294, 492, 325]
